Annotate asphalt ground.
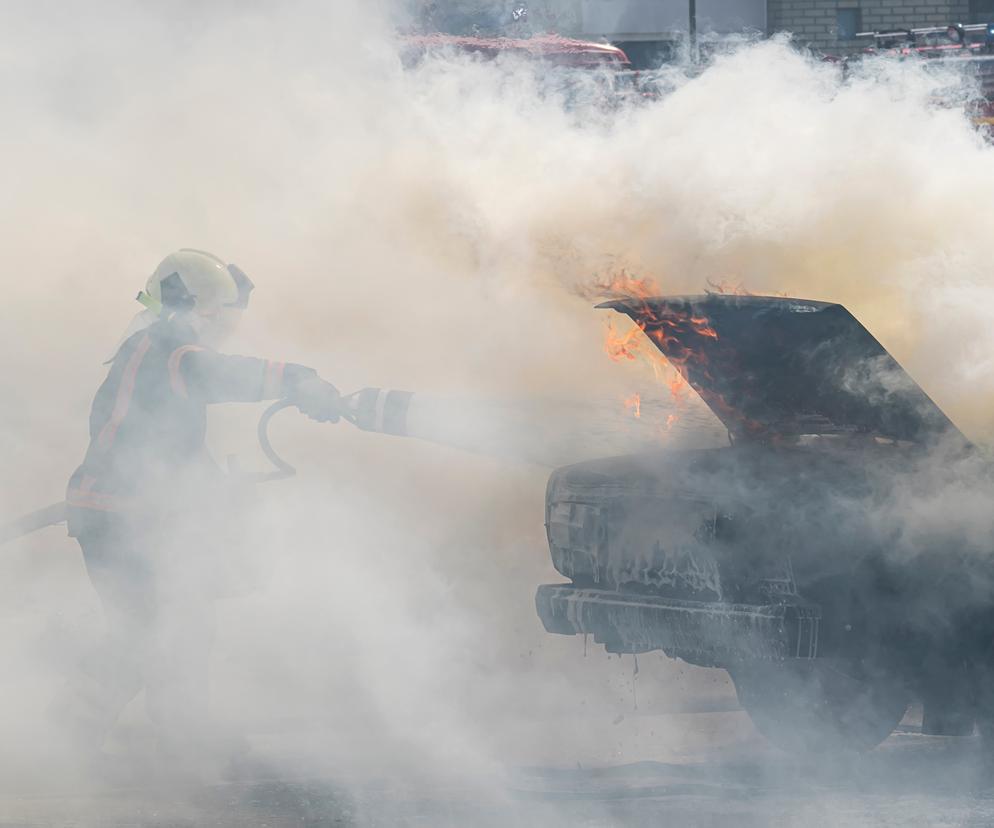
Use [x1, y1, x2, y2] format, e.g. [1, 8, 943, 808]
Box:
[3, 712, 994, 827]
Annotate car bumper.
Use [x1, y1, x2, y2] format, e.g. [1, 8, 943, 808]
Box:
[535, 583, 820, 665]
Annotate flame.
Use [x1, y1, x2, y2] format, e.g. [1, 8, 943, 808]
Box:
[603, 317, 689, 430]
[706, 278, 753, 296]
[604, 318, 647, 362]
[689, 316, 718, 339]
[577, 268, 662, 301]
[707, 277, 787, 299]
[589, 270, 741, 439]
[667, 372, 688, 402]
[623, 392, 641, 418]
[647, 316, 717, 343]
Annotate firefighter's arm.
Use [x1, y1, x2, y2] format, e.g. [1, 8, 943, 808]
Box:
[171, 348, 340, 420]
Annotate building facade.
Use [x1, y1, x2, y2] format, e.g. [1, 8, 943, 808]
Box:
[548, 0, 994, 59]
[413, 2, 994, 63]
[767, 0, 976, 54]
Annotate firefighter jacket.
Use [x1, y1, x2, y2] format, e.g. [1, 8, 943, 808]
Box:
[67, 316, 315, 537]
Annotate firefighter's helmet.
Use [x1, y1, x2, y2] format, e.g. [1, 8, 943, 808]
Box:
[138, 249, 254, 317]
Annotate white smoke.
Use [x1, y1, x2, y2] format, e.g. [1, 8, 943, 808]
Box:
[2, 0, 994, 820]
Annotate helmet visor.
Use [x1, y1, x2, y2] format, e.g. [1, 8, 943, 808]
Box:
[226, 264, 254, 309]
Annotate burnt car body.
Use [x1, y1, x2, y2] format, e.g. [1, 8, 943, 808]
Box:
[536, 295, 994, 753]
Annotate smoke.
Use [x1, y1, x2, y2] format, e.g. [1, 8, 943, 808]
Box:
[3, 0, 994, 821]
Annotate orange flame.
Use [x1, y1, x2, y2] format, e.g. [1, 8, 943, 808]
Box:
[577, 269, 662, 301]
[604, 319, 647, 362]
[706, 278, 753, 296]
[587, 270, 732, 439]
[707, 277, 786, 298]
[689, 317, 718, 339]
[623, 393, 641, 418]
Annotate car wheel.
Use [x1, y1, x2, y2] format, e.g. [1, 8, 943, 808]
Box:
[728, 659, 908, 754]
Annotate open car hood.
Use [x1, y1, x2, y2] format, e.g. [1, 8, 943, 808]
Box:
[600, 294, 961, 444]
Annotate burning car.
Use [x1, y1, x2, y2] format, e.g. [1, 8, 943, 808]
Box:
[536, 294, 994, 754]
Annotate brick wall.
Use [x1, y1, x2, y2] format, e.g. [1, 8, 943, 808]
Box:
[768, 0, 971, 54]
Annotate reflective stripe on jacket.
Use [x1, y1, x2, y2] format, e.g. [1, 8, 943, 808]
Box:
[67, 317, 312, 534]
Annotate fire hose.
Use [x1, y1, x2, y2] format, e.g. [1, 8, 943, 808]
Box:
[0, 398, 329, 545]
[256, 399, 298, 481]
[0, 388, 421, 545]
[255, 388, 413, 479]
[0, 385, 654, 544]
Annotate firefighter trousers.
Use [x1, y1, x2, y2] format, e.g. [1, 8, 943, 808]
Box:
[52, 516, 216, 755]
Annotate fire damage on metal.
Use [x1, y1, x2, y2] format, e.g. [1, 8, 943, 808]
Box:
[536, 294, 994, 754]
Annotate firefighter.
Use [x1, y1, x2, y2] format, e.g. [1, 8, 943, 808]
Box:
[53, 249, 340, 767]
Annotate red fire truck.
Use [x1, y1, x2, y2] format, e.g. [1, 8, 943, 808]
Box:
[402, 32, 631, 70]
[851, 23, 994, 133]
[400, 3, 635, 104]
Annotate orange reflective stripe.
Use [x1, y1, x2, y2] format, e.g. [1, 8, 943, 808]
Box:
[95, 334, 152, 452]
[168, 345, 206, 399]
[262, 360, 285, 398]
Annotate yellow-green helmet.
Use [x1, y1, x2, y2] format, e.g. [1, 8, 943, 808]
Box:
[138, 249, 253, 316]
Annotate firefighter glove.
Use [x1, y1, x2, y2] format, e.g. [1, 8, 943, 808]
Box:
[290, 375, 341, 423]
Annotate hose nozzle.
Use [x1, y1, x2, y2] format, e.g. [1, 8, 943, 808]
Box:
[339, 388, 414, 436]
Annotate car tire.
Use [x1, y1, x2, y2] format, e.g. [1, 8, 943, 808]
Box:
[728, 659, 909, 755]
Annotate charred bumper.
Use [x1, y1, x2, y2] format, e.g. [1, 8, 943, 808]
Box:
[535, 584, 820, 665]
